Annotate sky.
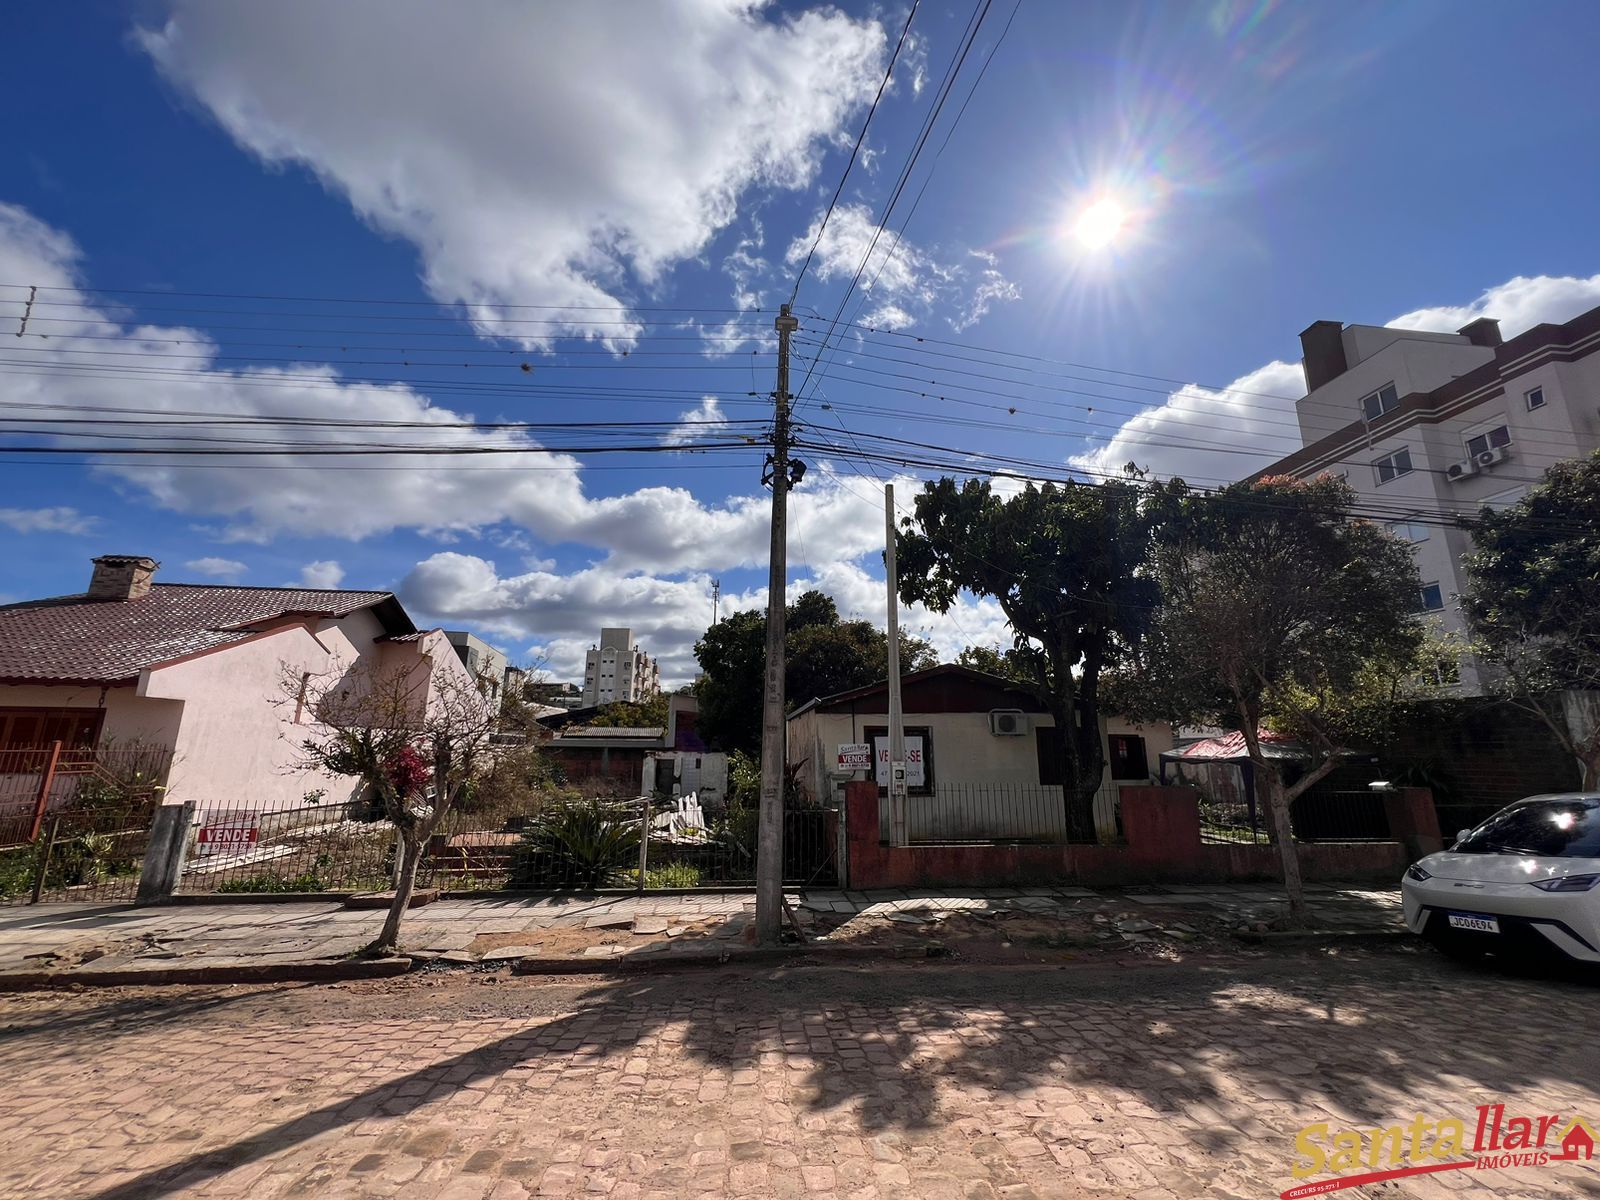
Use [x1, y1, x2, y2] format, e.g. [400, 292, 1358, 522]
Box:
[2, 0, 1599, 686]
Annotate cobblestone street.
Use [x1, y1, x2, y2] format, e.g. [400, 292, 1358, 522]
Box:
[0, 953, 1596, 1199]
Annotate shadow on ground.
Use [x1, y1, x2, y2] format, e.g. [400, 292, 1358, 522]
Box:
[2, 924, 1596, 1200]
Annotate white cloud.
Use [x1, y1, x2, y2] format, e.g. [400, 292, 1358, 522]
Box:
[138, 1, 886, 348]
[0, 506, 98, 535]
[0, 204, 900, 569]
[299, 560, 346, 589]
[1072, 273, 1600, 485]
[184, 556, 248, 581]
[1068, 361, 1307, 485]
[1387, 273, 1600, 339]
[785, 204, 1018, 332]
[661, 395, 732, 448]
[400, 547, 1012, 689]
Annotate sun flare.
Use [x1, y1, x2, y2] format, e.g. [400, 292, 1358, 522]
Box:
[1072, 196, 1129, 250]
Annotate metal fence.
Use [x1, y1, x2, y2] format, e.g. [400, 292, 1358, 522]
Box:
[1198, 787, 1395, 846]
[175, 801, 397, 895]
[422, 793, 837, 892]
[0, 743, 170, 904]
[895, 782, 1125, 845]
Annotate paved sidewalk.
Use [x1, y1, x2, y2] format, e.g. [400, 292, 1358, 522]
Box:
[0, 883, 1404, 983]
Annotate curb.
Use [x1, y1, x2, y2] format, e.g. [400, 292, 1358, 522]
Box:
[1233, 927, 1410, 945]
[0, 956, 412, 992]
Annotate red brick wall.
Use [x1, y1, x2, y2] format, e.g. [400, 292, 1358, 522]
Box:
[842, 781, 1408, 889]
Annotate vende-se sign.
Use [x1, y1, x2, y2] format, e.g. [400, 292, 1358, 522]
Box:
[198, 813, 259, 856]
[836, 743, 872, 771]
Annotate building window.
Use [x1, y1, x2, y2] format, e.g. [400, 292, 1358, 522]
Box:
[1417, 582, 1445, 612]
[1361, 383, 1399, 423]
[1107, 734, 1150, 780]
[1373, 447, 1413, 485]
[1386, 520, 1429, 544]
[1526, 386, 1545, 411]
[0, 707, 104, 753]
[1465, 425, 1511, 457]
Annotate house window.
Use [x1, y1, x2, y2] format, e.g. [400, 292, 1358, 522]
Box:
[0, 707, 104, 753]
[1417, 582, 1445, 612]
[863, 725, 934, 795]
[1373, 447, 1413, 485]
[1482, 487, 1526, 511]
[1107, 734, 1150, 780]
[1386, 520, 1429, 544]
[1526, 386, 1545, 411]
[1036, 726, 1064, 787]
[1465, 425, 1511, 457]
[1360, 383, 1400, 423]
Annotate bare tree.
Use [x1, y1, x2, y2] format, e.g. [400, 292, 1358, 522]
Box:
[281, 656, 498, 955]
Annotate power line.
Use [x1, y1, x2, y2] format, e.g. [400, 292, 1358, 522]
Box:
[788, 0, 922, 305]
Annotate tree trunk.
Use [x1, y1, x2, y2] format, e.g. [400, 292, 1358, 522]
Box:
[371, 829, 423, 955]
[1258, 769, 1308, 928]
[1047, 699, 1098, 843]
[1235, 706, 1307, 928]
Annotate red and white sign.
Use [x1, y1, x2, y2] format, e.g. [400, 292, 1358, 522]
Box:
[197, 813, 259, 856]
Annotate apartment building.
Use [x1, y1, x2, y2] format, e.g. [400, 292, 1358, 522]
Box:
[1257, 303, 1600, 687]
[580, 627, 661, 707]
[444, 629, 510, 708]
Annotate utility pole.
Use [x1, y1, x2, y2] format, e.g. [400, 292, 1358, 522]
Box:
[884, 483, 908, 846]
[755, 302, 800, 945]
[711, 578, 721, 626]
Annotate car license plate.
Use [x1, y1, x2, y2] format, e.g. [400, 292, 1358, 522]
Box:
[1448, 913, 1500, 934]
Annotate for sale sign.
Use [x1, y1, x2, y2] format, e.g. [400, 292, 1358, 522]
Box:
[197, 813, 259, 856]
[836, 743, 872, 772]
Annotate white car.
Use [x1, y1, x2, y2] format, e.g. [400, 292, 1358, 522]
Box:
[1402, 793, 1600, 964]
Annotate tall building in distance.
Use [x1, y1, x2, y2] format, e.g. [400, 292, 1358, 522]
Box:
[1257, 303, 1600, 689]
[581, 627, 661, 707]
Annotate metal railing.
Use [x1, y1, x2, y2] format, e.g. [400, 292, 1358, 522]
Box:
[0, 743, 171, 904]
[1198, 787, 1397, 845]
[176, 801, 396, 895]
[895, 782, 1126, 845]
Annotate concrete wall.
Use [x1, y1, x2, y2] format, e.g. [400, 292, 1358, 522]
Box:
[841, 781, 1424, 889]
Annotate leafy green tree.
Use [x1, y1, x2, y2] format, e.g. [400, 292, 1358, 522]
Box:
[1119, 475, 1424, 923]
[896, 477, 1166, 841]
[582, 693, 670, 730]
[1462, 451, 1600, 788]
[693, 591, 935, 753]
[954, 644, 1035, 685]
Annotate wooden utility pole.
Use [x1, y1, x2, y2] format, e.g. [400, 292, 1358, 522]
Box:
[755, 303, 799, 944]
[884, 485, 908, 846]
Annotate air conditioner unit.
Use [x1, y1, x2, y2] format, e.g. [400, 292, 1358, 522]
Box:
[988, 709, 1028, 736]
[1475, 446, 1510, 469]
[1445, 458, 1478, 483]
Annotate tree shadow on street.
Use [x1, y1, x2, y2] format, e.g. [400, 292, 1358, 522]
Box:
[12, 940, 1596, 1200]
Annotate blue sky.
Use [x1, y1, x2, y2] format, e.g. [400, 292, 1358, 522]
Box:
[2, 0, 1599, 683]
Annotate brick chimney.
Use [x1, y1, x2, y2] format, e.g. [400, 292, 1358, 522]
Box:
[1299, 320, 1349, 393]
[87, 555, 160, 601]
[1456, 317, 1503, 348]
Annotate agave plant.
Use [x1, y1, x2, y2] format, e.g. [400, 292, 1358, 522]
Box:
[514, 797, 641, 889]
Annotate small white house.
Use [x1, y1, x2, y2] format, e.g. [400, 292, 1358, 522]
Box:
[785, 665, 1173, 843]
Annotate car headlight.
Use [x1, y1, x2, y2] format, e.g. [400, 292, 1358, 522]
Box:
[1405, 863, 1432, 882]
[1530, 873, 1600, 892]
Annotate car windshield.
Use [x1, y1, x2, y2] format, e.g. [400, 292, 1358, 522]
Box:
[1455, 799, 1600, 858]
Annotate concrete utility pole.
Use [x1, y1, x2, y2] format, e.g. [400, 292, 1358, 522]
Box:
[884, 483, 908, 846]
[755, 303, 800, 945]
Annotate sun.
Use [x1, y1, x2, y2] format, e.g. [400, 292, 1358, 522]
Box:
[1072, 196, 1129, 250]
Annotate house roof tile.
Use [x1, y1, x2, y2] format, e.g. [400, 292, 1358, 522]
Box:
[0, 584, 411, 684]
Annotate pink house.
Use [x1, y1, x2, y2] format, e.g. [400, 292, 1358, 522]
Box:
[0, 555, 484, 812]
